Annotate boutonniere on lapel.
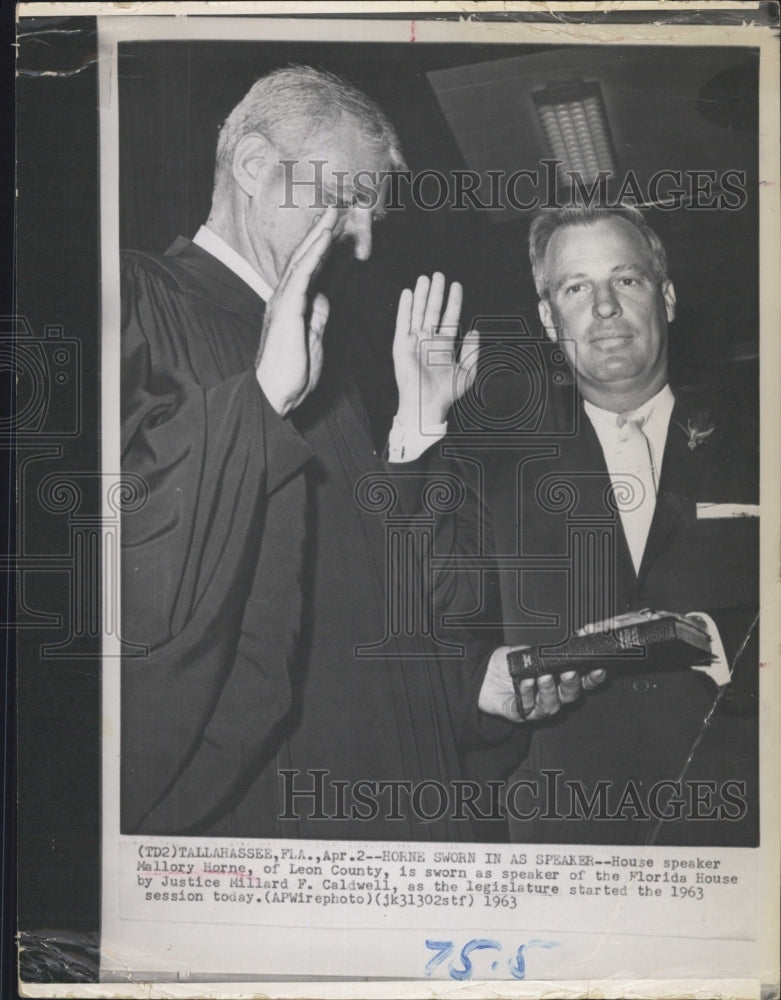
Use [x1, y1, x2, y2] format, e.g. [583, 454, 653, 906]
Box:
[676, 412, 715, 451]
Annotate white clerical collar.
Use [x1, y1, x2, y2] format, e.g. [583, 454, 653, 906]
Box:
[192, 225, 274, 303]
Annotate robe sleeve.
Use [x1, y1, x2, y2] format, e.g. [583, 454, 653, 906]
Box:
[120, 257, 313, 833]
[389, 444, 523, 759]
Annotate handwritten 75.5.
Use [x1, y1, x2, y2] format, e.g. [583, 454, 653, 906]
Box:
[425, 938, 558, 980]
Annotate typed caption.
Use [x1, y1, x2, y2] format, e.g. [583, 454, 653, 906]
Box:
[120, 838, 756, 941]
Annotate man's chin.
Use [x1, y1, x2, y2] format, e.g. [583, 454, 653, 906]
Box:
[591, 360, 642, 383]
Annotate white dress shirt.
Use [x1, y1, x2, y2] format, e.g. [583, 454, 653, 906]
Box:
[193, 225, 275, 303]
[584, 384, 675, 508]
[584, 385, 675, 573]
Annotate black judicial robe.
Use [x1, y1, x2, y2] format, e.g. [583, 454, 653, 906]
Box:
[120, 238, 513, 840]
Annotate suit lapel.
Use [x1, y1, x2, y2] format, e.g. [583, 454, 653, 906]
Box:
[556, 405, 637, 595]
[638, 399, 710, 581]
[588, 409, 637, 595]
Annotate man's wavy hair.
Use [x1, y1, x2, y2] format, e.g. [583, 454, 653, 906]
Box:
[214, 65, 406, 189]
[529, 205, 669, 299]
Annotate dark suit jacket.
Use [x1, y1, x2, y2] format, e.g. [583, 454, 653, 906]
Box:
[482, 388, 758, 845]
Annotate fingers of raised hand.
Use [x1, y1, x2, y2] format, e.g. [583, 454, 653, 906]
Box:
[422, 272, 446, 338]
[281, 207, 339, 292]
[304, 293, 329, 396]
[439, 280, 463, 338]
[292, 206, 339, 264]
[288, 229, 334, 295]
[455, 328, 480, 395]
[409, 274, 431, 336]
[309, 292, 330, 336]
[399, 273, 463, 338]
[394, 287, 414, 341]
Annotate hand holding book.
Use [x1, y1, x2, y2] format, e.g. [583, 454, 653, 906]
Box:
[507, 610, 713, 692]
[480, 611, 712, 724]
[479, 652, 607, 723]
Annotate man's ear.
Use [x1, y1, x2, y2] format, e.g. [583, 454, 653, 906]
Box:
[662, 279, 676, 322]
[538, 299, 558, 341]
[232, 133, 276, 197]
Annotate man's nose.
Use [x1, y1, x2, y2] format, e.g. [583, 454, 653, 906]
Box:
[341, 206, 373, 261]
[593, 282, 622, 319]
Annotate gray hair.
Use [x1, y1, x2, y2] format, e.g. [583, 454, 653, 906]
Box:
[529, 205, 669, 299]
[214, 65, 406, 188]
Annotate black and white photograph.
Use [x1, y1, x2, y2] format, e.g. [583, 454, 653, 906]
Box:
[13, 3, 780, 995]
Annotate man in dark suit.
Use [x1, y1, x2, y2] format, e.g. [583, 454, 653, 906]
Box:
[119, 66, 592, 840]
[484, 206, 758, 846]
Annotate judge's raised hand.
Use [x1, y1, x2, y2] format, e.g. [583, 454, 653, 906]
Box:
[393, 273, 480, 428]
[478, 646, 607, 723]
[255, 207, 338, 416]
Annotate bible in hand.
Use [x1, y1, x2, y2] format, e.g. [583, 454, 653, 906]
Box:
[506, 614, 713, 686]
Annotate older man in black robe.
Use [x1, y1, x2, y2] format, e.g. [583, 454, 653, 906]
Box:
[120, 66, 597, 841]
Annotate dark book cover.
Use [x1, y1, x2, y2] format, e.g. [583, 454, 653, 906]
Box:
[507, 615, 712, 686]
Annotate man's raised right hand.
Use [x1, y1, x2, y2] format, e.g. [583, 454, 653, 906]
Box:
[255, 207, 338, 416]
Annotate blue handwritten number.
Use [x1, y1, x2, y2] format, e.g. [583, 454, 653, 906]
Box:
[508, 944, 526, 980]
[449, 938, 501, 981]
[509, 939, 558, 979]
[424, 940, 454, 977]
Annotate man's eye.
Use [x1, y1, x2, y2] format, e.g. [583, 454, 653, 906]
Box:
[565, 283, 585, 295]
[618, 276, 639, 286]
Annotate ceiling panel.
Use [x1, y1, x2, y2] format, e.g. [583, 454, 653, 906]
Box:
[427, 46, 758, 222]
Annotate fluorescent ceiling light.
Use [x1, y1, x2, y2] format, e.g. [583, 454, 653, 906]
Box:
[532, 80, 617, 182]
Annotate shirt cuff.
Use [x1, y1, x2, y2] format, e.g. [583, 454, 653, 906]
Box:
[689, 612, 732, 687]
[386, 414, 447, 463]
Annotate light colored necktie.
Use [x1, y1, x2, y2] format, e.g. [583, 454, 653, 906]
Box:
[612, 412, 657, 574]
